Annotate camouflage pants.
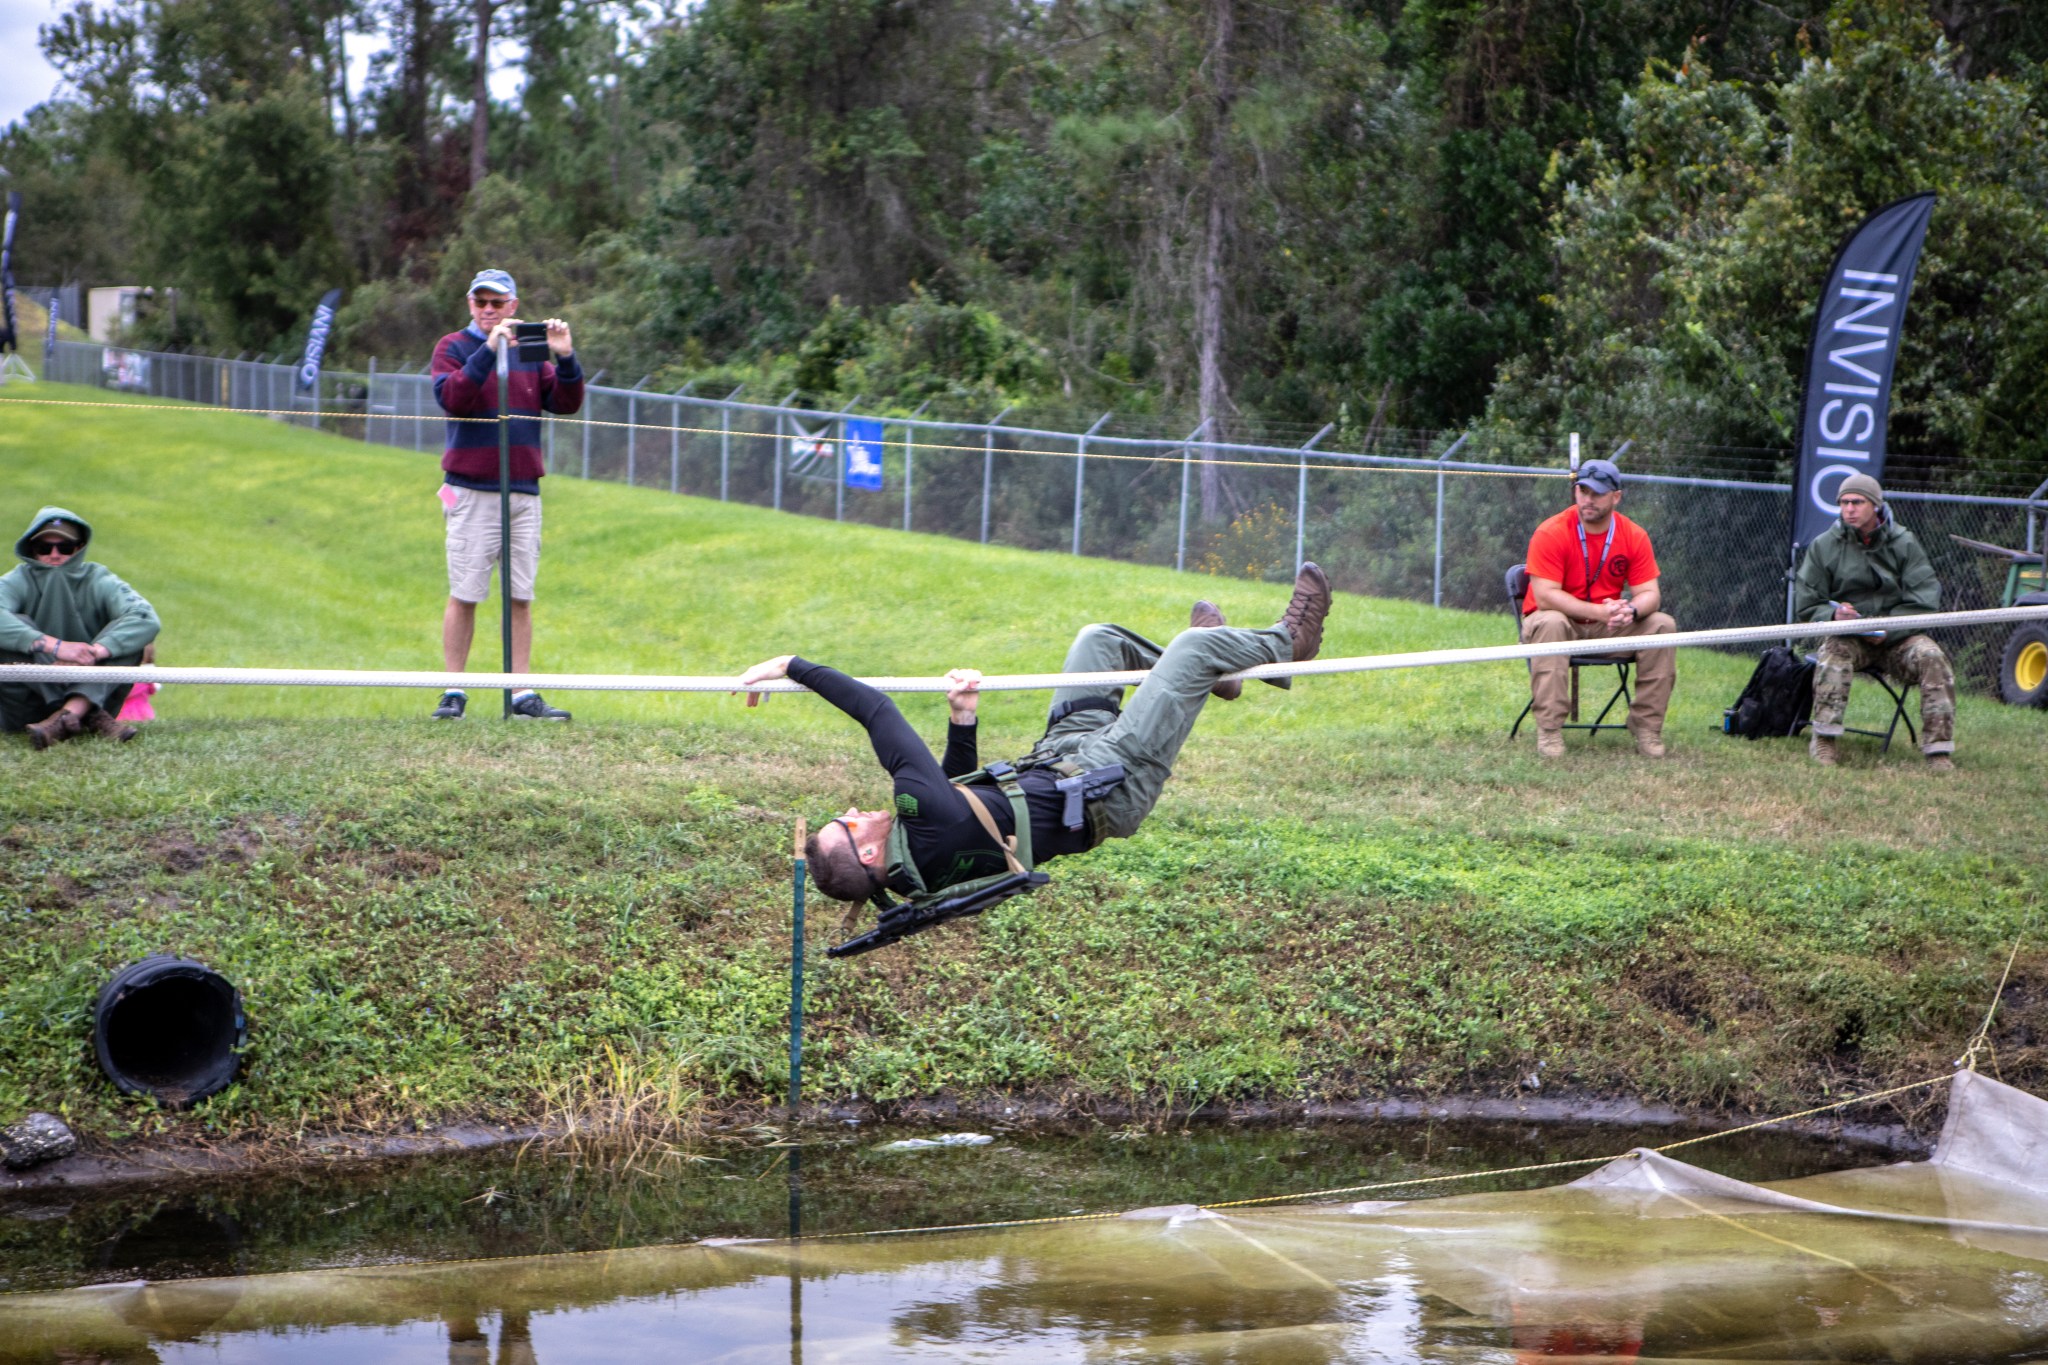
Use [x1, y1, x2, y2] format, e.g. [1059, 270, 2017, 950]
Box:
[1810, 632, 1954, 755]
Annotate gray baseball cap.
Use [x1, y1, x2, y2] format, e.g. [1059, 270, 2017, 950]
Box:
[466, 269, 517, 298]
[1574, 458, 1623, 494]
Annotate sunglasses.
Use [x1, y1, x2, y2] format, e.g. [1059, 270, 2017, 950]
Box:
[33, 538, 81, 556]
[469, 294, 513, 308]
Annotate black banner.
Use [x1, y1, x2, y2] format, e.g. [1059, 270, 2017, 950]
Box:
[1789, 192, 1936, 553]
[295, 288, 342, 392]
[0, 192, 20, 354]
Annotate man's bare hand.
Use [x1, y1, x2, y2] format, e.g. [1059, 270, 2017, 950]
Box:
[1832, 602, 1861, 622]
[487, 318, 519, 351]
[52, 641, 101, 666]
[1603, 597, 1637, 628]
[544, 317, 573, 355]
[736, 655, 795, 707]
[944, 668, 983, 724]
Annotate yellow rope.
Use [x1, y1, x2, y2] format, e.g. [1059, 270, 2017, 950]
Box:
[0, 394, 1550, 481]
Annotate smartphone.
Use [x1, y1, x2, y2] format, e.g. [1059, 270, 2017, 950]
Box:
[514, 321, 550, 363]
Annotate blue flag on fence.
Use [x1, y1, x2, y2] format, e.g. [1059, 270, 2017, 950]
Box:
[1789, 193, 1935, 555]
[296, 288, 342, 393]
[844, 418, 885, 490]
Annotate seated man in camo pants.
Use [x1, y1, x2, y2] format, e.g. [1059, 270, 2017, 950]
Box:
[1792, 474, 1955, 770]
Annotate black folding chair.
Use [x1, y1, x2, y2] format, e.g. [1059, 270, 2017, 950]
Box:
[1505, 564, 1635, 739]
[1796, 656, 1917, 753]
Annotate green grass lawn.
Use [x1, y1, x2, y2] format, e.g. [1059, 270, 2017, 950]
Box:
[1, 383, 2041, 1147]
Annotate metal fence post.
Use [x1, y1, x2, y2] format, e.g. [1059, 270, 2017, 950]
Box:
[1174, 418, 1211, 573]
[903, 399, 930, 532]
[981, 405, 1014, 544]
[1430, 432, 1469, 609]
[582, 397, 593, 478]
[1295, 424, 1333, 573]
[1074, 412, 1111, 556]
[720, 387, 741, 502]
[835, 414, 846, 522]
[670, 382, 693, 496]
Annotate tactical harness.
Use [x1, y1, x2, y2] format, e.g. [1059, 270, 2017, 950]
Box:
[827, 755, 1126, 958]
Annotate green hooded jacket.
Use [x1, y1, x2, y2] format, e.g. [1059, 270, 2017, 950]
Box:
[1792, 507, 1942, 624]
[0, 507, 161, 658]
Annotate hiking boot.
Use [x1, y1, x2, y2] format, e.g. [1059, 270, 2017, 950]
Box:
[81, 706, 137, 742]
[1191, 600, 1242, 701]
[1632, 728, 1666, 759]
[1278, 562, 1332, 665]
[1809, 734, 1839, 767]
[26, 709, 81, 751]
[1536, 728, 1565, 760]
[510, 691, 571, 722]
[432, 690, 467, 721]
[1926, 753, 1955, 772]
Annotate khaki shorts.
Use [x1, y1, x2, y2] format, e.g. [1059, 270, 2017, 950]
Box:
[444, 487, 541, 603]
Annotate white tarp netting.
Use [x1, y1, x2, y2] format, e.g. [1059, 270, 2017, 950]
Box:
[3, 1071, 2045, 1363]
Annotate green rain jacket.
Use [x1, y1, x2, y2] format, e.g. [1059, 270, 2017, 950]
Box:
[1792, 507, 1943, 624]
[0, 507, 161, 658]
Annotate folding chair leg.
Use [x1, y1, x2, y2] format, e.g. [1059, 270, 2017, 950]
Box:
[1511, 699, 1536, 740]
[1569, 669, 1580, 724]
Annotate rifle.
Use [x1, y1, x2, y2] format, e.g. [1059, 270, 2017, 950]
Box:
[827, 871, 1051, 959]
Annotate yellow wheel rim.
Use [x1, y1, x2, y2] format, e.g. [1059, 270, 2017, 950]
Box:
[2018, 640, 2048, 695]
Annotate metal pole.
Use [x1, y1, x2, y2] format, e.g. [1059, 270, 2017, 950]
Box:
[494, 339, 515, 718]
[981, 404, 1014, 545]
[670, 382, 693, 496]
[903, 399, 929, 532]
[367, 357, 377, 444]
[835, 415, 845, 522]
[720, 406, 731, 501]
[1075, 412, 1111, 556]
[1431, 432, 1469, 609]
[582, 396, 592, 478]
[775, 390, 797, 513]
[626, 378, 646, 487]
[1175, 418, 1211, 573]
[790, 819, 806, 1120]
[1296, 423, 1333, 574]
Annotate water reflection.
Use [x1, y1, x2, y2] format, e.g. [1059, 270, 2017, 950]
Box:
[14, 1102, 2048, 1363]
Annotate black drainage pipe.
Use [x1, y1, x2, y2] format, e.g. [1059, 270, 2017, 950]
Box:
[93, 956, 246, 1108]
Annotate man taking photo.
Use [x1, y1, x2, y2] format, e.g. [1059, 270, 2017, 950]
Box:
[428, 268, 584, 722]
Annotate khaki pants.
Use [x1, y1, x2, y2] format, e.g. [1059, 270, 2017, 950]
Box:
[1022, 621, 1291, 840]
[1520, 610, 1677, 735]
[1810, 632, 1954, 755]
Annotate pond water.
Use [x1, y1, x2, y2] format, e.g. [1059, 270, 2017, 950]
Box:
[4, 1109, 2045, 1363]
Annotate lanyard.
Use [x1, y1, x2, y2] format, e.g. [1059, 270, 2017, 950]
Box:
[1576, 519, 1615, 597]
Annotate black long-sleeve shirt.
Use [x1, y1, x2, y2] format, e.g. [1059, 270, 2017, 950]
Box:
[788, 658, 1091, 892]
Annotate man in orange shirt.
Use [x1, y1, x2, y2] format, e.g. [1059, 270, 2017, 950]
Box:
[1519, 459, 1675, 758]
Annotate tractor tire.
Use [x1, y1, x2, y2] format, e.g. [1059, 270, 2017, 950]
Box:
[1999, 624, 2048, 707]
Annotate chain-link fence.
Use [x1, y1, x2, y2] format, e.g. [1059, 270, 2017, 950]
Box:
[37, 339, 2046, 687]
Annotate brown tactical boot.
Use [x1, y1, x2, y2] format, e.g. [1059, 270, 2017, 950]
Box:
[26, 709, 82, 751]
[1632, 727, 1666, 759]
[82, 706, 138, 742]
[1536, 728, 1565, 759]
[1278, 562, 1332, 665]
[1190, 601, 1242, 701]
[1926, 753, 1955, 772]
[1809, 734, 1838, 767]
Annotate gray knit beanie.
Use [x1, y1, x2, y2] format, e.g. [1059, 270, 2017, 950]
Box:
[1838, 473, 1884, 505]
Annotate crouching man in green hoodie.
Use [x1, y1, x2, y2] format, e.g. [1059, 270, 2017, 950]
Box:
[0, 507, 162, 750]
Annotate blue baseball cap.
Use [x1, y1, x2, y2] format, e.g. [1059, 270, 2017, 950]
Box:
[466, 269, 517, 298]
[1574, 458, 1623, 494]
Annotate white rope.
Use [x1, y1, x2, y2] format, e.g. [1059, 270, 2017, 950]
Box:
[7, 605, 2046, 693]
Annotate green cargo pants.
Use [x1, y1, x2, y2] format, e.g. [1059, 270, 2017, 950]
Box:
[0, 617, 141, 732]
[1020, 621, 1291, 840]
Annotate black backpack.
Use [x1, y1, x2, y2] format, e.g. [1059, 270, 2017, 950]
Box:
[1725, 646, 1815, 739]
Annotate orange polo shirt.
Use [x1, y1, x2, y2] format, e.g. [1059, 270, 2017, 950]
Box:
[1522, 508, 1658, 614]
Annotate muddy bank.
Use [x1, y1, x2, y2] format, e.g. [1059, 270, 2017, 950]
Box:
[0, 1086, 1930, 1194]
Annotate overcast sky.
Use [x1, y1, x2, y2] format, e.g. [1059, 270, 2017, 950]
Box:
[2, 0, 62, 126]
[0, 0, 527, 131]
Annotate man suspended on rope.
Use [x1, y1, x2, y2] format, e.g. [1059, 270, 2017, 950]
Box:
[735, 564, 1333, 955]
